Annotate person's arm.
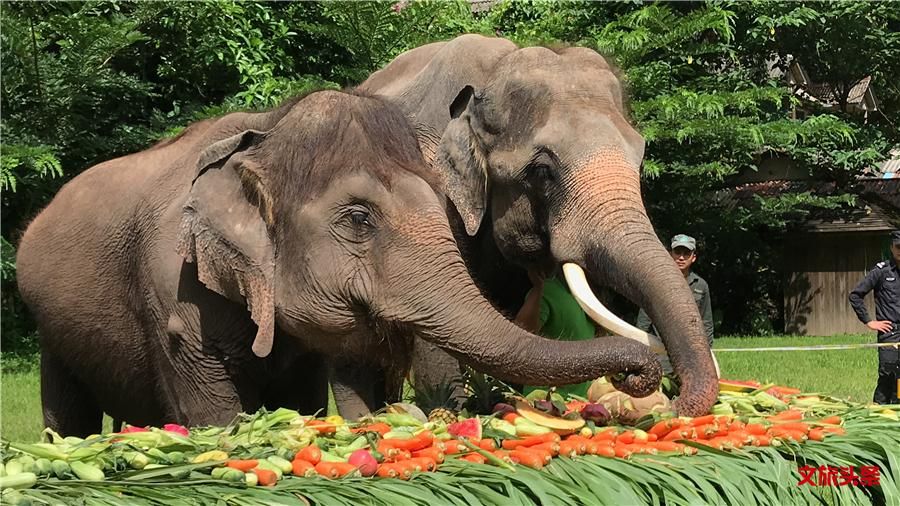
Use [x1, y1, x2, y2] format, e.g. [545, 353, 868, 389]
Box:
[849, 268, 892, 333]
[515, 270, 546, 333]
[635, 308, 653, 333]
[700, 285, 714, 346]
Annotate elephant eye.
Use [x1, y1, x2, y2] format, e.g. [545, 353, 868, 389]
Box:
[350, 209, 371, 227]
[526, 150, 558, 184]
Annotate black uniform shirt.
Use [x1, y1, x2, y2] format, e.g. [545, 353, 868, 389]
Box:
[849, 260, 900, 324]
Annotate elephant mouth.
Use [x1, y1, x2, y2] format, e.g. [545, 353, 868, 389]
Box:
[560, 263, 720, 376]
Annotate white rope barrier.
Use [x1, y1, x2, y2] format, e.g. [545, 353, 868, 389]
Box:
[713, 342, 900, 353]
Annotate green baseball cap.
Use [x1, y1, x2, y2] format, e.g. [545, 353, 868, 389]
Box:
[671, 234, 696, 251]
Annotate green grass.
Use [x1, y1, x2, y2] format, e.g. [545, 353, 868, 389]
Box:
[713, 334, 876, 403]
[1, 334, 880, 442]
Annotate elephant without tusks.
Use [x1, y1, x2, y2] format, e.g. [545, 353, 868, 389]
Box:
[16, 89, 661, 436]
[359, 34, 719, 417]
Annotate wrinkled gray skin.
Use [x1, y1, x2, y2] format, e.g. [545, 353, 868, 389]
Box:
[17, 90, 661, 436]
[359, 34, 718, 416]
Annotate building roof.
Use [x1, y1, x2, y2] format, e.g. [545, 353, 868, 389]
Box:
[717, 178, 900, 232]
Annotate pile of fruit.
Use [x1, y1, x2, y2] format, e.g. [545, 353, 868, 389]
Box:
[1, 379, 898, 505]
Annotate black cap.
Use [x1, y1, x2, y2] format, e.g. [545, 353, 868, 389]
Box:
[893, 230, 900, 246]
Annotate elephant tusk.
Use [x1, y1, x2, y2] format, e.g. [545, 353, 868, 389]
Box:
[562, 262, 721, 378]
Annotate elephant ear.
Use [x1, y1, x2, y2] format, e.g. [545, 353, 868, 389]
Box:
[435, 85, 488, 236]
[176, 130, 277, 358]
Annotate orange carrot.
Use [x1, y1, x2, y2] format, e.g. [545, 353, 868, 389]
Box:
[352, 422, 391, 435]
[412, 447, 445, 464]
[291, 459, 316, 477]
[728, 430, 751, 445]
[460, 453, 486, 464]
[693, 424, 718, 439]
[592, 428, 618, 441]
[502, 412, 519, 424]
[252, 468, 278, 486]
[296, 445, 322, 465]
[767, 410, 803, 422]
[614, 445, 633, 458]
[509, 450, 544, 469]
[385, 449, 412, 463]
[689, 415, 716, 427]
[663, 427, 697, 442]
[823, 426, 845, 435]
[647, 433, 658, 442]
[315, 462, 358, 479]
[376, 463, 410, 479]
[490, 450, 513, 464]
[820, 415, 842, 425]
[225, 459, 259, 472]
[745, 423, 767, 436]
[477, 439, 497, 451]
[769, 428, 806, 442]
[649, 418, 684, 438]
[502, 433, 561, 450]
[808, 429, 826, 442]
[558, 440, 579, 458]
[384, 431, 434, 451]
[407, 457, 437, 472]
[595, 445, 616, 457]
[771, 422, 810, 433]
[616, 431, 635, 445]
[651, 441, 684, 452]
[517, 446, 552, 464]
[750, 435, 772, 447]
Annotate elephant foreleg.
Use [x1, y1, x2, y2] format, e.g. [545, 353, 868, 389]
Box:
[329, 361, 384, 421]
[411, 339, 466, 410]
[41, 350, 104, 437]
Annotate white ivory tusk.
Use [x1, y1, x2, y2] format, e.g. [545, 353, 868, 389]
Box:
[562, 262, 720, 377]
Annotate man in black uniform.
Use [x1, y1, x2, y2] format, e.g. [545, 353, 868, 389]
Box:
[849, 230, 900, 404]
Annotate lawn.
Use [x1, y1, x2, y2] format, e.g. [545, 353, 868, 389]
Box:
[0, 334, 879, 443]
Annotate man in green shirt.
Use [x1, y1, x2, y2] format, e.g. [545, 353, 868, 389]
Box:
[515, 268, 598, 398]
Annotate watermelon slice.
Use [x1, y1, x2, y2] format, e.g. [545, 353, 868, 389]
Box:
[718, 379, 762, 393]
[448, 417, 482, 440]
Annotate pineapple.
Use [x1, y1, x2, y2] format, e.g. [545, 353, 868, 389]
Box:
[411, 378, 462, 425]
[461, 366, 516, 416]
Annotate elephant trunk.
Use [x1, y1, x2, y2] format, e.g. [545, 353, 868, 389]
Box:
[551, 150, 719, 417]
[379, 210, 662, 397]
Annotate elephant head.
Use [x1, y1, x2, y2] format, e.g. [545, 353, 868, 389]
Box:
[434, 46, 718, 416]
[176, 90, 661, 403]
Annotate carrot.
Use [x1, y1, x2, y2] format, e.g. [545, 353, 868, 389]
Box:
[295, 445, 322, 465]
[750, 435, 773, 447]
[225, 459, 259, 472]
[442, 441, 467, 455]
[502, 412, 519, 423]
[808, 429, 826, 442]
[647, 433, 658, 442]
[769, 428, 806, 442]
[727, 420, 745, 432]
[699, 437, 732, 450]
[305, 420, 336, 435]
[385, 449, 412, 463]
[291, 459, 316, 477]
[315, 462, 358, 479]
[769, 386, 801, 396]
[531, 441, 560, 457]
[412, 447, 445, 464]
[616, 431, 635, 445]
[693, 424, 718, 439]
[558, 440, 579, 458]
[820, 415, 842, 425]
[689, 415, 716, 427]
[565, 437, 588, 455]
[614, 445, 633, 458]
[477, 439, 497, 451]
[823, 426, 846, 435]
[460, 453, 487, 464]
[592, 428, 618, 441]
[594, 445, 616, 457]
[728, 430, 751, 445]
[651, 441, 684, 452]
[517, 446, 552, 464]
[252, 468, 278, 486]
[767, 410, 803, 422]
[509, 450, 544, 469]
[376, 463, 411, 479]
[663, 427, 697, 442]
[384, 431, 434, 451]
[407, 457, 437, 472]
[770, 422, 810, 433]
[649, 418, 684, 438]
[489, 450, 513, 464]
[745, 423, 767, 436]
[352, 422, 391, 435]
[502, 433, 561, 450]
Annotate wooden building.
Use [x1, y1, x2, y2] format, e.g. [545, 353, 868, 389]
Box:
[729, 174, 899, 336]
